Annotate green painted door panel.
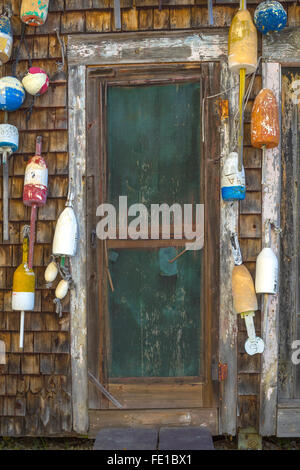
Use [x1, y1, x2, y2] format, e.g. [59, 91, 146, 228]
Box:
[107, 82, 202, 379]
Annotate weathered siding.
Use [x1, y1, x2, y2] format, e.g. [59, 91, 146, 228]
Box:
[0, 0, 297, 435]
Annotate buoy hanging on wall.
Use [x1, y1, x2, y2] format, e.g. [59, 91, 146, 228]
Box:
[22, 67, 49, 96]
[231, 233, 264, 355]
[221, 151, 246, 201]
[251, 88, 280, 184]
[12, 227, 35, 349]
[20, 0, 49, 27]
[0, 121, 19, 241]
[254, 1, 287, 35]
[0, 76, 25, 112]
[45, 185, 78, 316]
[255, 247, 278, 294]
[23, 136, 48, 270]
[0, 14, 13, 65]
[228, 1, 257, 172]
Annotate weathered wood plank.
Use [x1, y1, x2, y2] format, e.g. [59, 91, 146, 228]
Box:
[67, 30, 228, 66]
[219, 61, 239, 436]
[263, 28, 300, 64]
[88, 408, 219, 437]
[277, 409, 300, 437]
[68, 65, 88, 434]
[279, 69, 299, 400]
[259, 62, 281, 436]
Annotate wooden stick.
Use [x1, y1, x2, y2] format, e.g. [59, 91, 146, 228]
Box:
[3, 150, 9, 241]
[19, 311, 25, 349]
[169, 248, 187, 264]
[28, 205, 37, 270]
[104, 240, 114, 292]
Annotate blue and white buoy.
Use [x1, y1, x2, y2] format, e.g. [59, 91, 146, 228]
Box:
[254, 1, 287, 35]
[221, 151, 246, 201]
[0, 76, 25, 112]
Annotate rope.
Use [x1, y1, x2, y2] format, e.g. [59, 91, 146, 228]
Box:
[12, 23, 32, 79]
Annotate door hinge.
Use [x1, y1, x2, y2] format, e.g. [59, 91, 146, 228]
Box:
[211, 361, 228, 381]
[218, 362, 228, 382]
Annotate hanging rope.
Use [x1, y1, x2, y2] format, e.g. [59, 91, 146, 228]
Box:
[12, 23, 35, 123]
[47, 255, 75, 317]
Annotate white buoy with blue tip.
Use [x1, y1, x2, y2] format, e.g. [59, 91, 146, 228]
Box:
[221, 151, 246, 201]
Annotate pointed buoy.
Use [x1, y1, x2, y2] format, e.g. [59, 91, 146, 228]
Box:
[232, 264, 258, 314]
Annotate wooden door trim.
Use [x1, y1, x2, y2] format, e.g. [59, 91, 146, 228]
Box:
[68, 33, 234, 435]
[87, 66, 219, 410]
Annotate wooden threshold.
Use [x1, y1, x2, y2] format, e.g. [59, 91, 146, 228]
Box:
[88, 408, 218, 437]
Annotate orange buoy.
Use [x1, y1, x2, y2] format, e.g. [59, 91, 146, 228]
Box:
[251, 88, 280, 149]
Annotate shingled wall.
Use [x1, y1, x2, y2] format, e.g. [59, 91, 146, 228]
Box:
[0, 0, 297, 436]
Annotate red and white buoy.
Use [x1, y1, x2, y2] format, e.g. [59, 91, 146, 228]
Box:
[23, 136, 48, 269]
[22, 67, 49, 96]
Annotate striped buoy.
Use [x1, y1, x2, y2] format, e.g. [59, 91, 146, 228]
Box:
[22, 67, 49, 96]
[221, 151, 246, 201]
[12, 232, 35, 349]
[0, 14, 12, 65]
[0, 77, 25, 112]
[20, 0, 49, 27]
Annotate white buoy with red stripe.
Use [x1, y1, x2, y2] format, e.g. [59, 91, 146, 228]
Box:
[23, 136, 48, 269]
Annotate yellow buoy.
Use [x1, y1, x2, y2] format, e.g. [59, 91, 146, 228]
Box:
[12, 232, 35, 348]
[228, 2, 257, 171]
[228, 7, 257, 75]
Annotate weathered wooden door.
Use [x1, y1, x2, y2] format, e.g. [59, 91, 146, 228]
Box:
[87, 64, 220, 423]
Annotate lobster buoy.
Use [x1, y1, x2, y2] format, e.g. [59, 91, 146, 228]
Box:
[20, 0, 49, 27]
[23, 153, 48, 207]
[255, 247, 278, 294]
[0, 14, 13, 65]
[0, 124, 19, 153]
[12, 231, 35, 348]
[230, 233, 264, 356]
[254, 1, 287, 35]
[228, 8, 257, 75]
[44, 261, 59, 283]
[251, 88, 280, 149]
[232, 264, 258, 314]
[52, 206, 78, 257]
[22, 67, 49, 96]
[55, 279, 69, 300]
[228, 5, 257, 172]
[0, 77, 25, 112]
[221, 151, 246, 201]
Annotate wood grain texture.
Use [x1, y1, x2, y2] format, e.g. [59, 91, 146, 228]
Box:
[259, 62, 281, 436]
[68, 65, 89, 434]
[219, 61, 239, 436]
[88, 408, 218, 437]
[263, 28, 300, 64]
[67, 30, 228, 66]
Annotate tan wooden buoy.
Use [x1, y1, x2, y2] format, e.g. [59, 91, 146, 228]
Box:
[232, 264, 258, 314]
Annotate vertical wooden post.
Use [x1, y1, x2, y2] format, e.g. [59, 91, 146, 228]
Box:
[68, 64, 88, 434]
[219, 61, 239, 435]
[260, 62, 281, 436]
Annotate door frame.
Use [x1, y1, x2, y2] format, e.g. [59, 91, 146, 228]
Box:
[67, 29, 242, 435]
[86, 64, 219, 413]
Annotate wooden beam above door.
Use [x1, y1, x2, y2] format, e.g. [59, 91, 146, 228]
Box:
[67, 30, 228, 66]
